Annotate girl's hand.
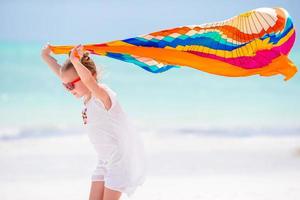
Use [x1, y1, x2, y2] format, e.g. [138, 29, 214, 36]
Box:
[69, 44, 84, 63]
[41, 42, 52, 58]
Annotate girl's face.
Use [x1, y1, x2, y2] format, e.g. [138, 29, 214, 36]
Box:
[60, 68, 91, 98]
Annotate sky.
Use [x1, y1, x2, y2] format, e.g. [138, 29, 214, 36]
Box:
[0, 0, 299, 46]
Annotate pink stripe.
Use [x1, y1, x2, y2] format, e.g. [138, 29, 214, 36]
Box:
[189, 50, 278, 69]
[273, 32, 296, 55]
[188, 31, 295, 69]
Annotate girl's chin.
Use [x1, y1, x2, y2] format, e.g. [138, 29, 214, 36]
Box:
[73, 93, 81, 98]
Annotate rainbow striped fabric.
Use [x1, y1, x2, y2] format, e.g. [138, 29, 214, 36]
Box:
[49, 7, 297, 81]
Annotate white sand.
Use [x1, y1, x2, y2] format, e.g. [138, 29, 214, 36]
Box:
[1, 131, 300, 200]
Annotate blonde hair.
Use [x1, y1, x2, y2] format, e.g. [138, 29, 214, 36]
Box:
[61, 51, 102, 82]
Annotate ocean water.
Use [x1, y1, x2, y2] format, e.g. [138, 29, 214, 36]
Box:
[0, 41, 300, 139]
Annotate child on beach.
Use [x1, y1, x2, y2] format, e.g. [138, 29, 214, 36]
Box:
[41, 43, 147, 200]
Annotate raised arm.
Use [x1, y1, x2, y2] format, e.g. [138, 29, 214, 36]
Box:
[69, 45, 112, 110]
[41, 43, 62, 78]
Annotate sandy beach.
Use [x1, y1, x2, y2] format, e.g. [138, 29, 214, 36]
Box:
[1, 128, 300, 200]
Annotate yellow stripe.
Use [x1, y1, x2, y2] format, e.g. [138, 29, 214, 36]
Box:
[106, 40, 135, 46]
[273, 29, 295, 47]
[168, 38, 273, 58]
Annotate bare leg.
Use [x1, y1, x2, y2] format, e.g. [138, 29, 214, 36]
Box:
[89, 181, 105, 200]
[103, 186, 122, 200]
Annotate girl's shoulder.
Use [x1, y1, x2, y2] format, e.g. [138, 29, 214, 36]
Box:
[98, 82, 117, 96]
[86, 82, 118, 112]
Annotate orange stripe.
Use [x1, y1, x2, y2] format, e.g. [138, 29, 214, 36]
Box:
[49, 42, 297, 81]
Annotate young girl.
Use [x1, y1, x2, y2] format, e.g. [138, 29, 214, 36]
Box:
[41, 43, 147, 200]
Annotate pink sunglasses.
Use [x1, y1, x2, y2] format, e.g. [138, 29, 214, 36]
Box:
[62, 72, 96, 91]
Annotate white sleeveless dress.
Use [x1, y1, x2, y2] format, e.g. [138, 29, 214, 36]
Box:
[81, 82, 147, 197]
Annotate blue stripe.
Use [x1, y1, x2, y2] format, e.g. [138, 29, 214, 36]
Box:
[105, 52, 180, 73]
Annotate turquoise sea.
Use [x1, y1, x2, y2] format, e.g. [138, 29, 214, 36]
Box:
[0, 41, 300, 139]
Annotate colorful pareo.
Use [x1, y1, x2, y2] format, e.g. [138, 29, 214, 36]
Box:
[49, 7, 297, 81]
